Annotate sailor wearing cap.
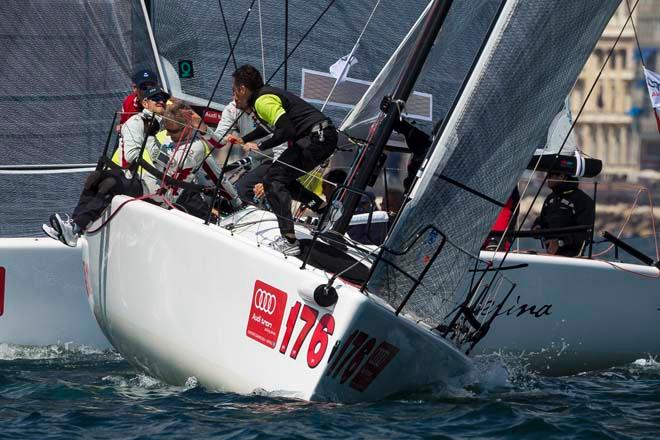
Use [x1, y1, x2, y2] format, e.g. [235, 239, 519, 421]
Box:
[114, 86, 171, 194]
[120, 69, 159, 125]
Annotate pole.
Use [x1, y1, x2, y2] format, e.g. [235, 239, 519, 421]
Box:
[333, 0, 454, 234]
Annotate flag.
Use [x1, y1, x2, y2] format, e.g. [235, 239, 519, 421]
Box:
[329, 45, 359, 84]
[643, 68, 660, 132]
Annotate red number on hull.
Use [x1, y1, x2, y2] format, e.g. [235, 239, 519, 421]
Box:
[279, 300, 336, 368]
[307, 314, 335, 368]
[290, 305, 318, 359]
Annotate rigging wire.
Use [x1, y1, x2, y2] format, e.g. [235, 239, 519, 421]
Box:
[202, 0, 338, 220]
[258, 0, 266, 78]
[626, 0, 646, 68]
[218, 0, 238, 70]
[320, 0, 382, 112]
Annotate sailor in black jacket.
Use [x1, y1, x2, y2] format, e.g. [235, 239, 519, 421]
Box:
[228, 65, 337, 256]
[532, 172, 595, 257]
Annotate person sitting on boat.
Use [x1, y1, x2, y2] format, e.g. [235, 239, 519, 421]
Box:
[159, 102, 242, 217]
[194, 99, 284, 200]
[532, 172, 595, 257]
[118, 69, 158, 127]
[42, 86, 169, 247]
[193, 98, 326, 213]
[226, 64, 338, 256]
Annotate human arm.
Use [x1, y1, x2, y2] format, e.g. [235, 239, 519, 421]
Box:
[248, 94, 296, 151]
[120, 114, 148, 164]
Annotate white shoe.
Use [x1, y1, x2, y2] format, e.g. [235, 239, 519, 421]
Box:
[41, 223, 60, 241]
[50, 214, 80, 247]
[269, 236, 301, 256]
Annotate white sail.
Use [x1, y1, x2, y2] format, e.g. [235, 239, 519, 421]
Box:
[367, 0, 621, 324]
[537, 98, 578, 157]
[0, 0, 159, 237]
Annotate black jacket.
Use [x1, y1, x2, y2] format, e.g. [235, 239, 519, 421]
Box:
[532, 180, 595, 256]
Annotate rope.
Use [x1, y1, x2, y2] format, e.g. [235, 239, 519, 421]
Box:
[591, 187, 643, 257]
[626, 0, 646, 68]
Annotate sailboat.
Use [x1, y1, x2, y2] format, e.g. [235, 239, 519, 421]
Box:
[81, 0, 620, 401]
[471, 102, 660, 374]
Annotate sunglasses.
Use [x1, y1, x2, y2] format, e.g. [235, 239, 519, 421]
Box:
[139, 82, 157, 90]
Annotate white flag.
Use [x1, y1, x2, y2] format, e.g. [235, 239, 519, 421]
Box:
[329, 47, 359, 84]
[644, 68, 660, 132]
[644, 68, 660, 108]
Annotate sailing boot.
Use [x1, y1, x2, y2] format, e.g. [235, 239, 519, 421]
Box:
[269, 234, 301, 256]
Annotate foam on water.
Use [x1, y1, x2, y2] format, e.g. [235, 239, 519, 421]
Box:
[0, 342, 118, 361]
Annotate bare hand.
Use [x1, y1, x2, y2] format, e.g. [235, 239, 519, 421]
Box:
[253, 183, 265, 199]
[226, 134, 244, 145]
[242, 142, 259, 153]
[545, 239, 559, 255]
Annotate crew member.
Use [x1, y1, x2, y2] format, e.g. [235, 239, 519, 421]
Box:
[532, 172, 595, 256]
[119, 69, 158, 125]
[42, 86, 169, 247]
[228, 65, 338, 256]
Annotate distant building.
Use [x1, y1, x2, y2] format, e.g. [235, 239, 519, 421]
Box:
[571, 1, 660, 181]
[570, 4, 640, 180]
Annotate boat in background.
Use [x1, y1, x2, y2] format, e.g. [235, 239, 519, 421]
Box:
[0, 238, 110, 349]
[476, 250, 660, 375]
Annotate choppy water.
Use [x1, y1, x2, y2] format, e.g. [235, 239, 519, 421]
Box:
[1, 344, 659, 439]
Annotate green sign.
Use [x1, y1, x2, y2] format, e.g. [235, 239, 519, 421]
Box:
[178, 60, 194, 79]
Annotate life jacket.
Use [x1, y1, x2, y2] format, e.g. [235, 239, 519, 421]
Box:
[112, 115, 165, 174]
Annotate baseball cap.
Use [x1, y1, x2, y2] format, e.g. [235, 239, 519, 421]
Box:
[132, 69, 158, 87]
[142, 86, 170, 101]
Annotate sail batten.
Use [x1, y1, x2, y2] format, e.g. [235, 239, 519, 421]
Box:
[366, 0, 621, 324]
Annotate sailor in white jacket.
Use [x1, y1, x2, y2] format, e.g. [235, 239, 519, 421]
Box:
[116, 86, 169, 194]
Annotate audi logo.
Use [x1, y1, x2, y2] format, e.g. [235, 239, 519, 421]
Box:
[254, 288, 277, 314]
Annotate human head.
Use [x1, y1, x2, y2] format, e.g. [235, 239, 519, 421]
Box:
[163, 101, 189, 136]
[232, 64, 264, 110]
[132, 69, 158, 98]
[141, 86, 169, 115]
[322, 169, 348, 202]
[546, 171, 567, 190]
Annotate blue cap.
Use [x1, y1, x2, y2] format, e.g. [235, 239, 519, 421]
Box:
[132, 69, 158, 86]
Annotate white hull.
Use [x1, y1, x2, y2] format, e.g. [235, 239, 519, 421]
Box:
[82, 196, 472, 402]
[4, 233, 657, 376]
[477, 251, 660, 374]
[0, 238, 110, 348]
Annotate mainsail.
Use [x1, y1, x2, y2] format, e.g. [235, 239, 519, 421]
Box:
[0, 0, 158, 236]
[149, 0, 430, 127]
[356, 0, 620, 323]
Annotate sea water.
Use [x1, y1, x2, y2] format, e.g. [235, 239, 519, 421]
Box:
[0, 343, 658, 439]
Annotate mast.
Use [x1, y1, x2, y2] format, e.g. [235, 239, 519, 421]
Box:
[333, 0, 454, 234]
